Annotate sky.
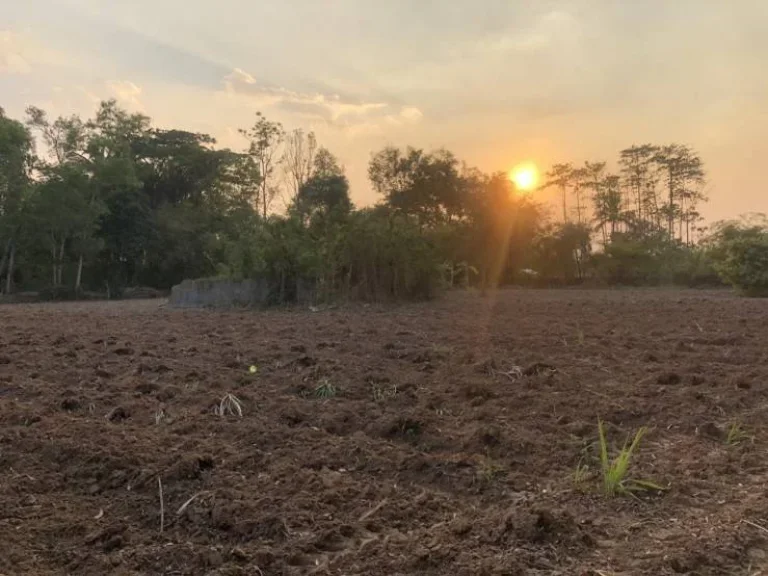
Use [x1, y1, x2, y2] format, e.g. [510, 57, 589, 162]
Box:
[2, 0, 767, 222]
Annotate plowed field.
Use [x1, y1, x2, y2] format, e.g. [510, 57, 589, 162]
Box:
[1, 289, 767, 575]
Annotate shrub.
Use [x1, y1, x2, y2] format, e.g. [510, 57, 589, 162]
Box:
[591, 231, 720, 287]
[708, 220, 768, 296]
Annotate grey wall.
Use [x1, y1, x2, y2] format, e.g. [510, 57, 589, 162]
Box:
[169, 278, 271, 308]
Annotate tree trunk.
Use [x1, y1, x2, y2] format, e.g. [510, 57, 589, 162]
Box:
[561, 185, 567, 223]
[667, 168, 674, 238]
[0, 238, 11, 279]
[51, 239, 57, 286]
[575, 188, 582, 224]
[75, 253, 84, 292]
[574, 250, 583, 281]
[5, 241, 15, 294]
[57, 240, 66, 286]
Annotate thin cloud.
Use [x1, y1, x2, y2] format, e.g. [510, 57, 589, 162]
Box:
[107, 80, 145, 111]
[223, 67, 421, 132]
[0, 30, 48, 75]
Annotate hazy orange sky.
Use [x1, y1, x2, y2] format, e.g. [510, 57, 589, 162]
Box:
[2, 0, 767, 222]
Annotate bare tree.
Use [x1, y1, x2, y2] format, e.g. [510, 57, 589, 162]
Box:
[282, 129, 317, 204]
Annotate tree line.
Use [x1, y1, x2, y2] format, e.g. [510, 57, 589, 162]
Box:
[1, 100, 760, 302]
[543, 144, 706, 246]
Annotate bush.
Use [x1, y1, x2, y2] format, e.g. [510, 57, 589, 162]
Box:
[343, 209, 441, 301]
[591, 231, 720, 287]
[217, 208, 441, 304]
[531, 222, 592, 284]
[708, 221, 768, 296]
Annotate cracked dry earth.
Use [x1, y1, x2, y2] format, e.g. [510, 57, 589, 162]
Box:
[1, 289, 768, 575]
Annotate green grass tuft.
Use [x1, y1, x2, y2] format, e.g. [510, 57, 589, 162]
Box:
[598, 419, 664, 497]
[726, 422, 749, 445]
[314, 379, 337, 399]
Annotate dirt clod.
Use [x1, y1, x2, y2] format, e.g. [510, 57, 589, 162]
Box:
[523, 362, 556, 376]
[657, 372, 682, 385]
[106, 406, 130, 421]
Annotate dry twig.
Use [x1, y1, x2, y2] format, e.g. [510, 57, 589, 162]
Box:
[158, 477, 165, 533]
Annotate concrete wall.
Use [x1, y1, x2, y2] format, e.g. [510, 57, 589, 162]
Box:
[169, 278, 271, 308]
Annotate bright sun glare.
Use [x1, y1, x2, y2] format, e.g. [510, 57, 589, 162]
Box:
[510, 163, 539, 191]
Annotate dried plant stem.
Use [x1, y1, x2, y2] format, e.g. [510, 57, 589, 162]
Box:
[158, 477, 165, 533]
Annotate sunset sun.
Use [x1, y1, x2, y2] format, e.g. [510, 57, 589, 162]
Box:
[510, 163, 539, 191]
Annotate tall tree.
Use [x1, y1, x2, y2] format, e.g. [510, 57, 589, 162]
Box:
[282, 129, 317, 204]
[467, 172, 540, 288]
[578, 161, 607, 226]
[240, 112, 284, 218]
[592, 174, 623, 244]
[293, 148, 351, 220]
[86, 102, 151, 289]
[27, 163, 99, 287]
[542, 163, 574, 223]
[653, 144, 705, 241]
[0, 108, 34, 293]
[26, 106, 104, 290]
[619, 144, 659, 230]
[369, 146, 464, 227]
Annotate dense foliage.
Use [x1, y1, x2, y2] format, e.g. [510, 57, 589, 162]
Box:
[0, 101, 759, 302]
[706, 218, 768, 296]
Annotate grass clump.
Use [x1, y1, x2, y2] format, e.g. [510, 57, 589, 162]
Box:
[597, 419, 664, 497]
[314, 379, 337, 399]
[372, 384, 398, 402]
[476, 453, 505, 483]
[726, 422, 749, 445]
[215, 393, 243, 417]
[573, 459, 591, 487]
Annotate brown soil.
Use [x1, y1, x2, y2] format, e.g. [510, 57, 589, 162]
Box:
[1, 289, 768, 575]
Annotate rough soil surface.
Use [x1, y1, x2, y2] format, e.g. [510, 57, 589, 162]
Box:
[1, 289, 768, 575]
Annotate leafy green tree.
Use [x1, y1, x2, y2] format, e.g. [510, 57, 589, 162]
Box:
[0, 108, 34, 293]
[369, 146, 464, 227]
[26, 163, 97, 286]
[293, 148, 351, 222]
[708, 218, 768, 295]
[533, 222, 592, 283]
[25, 106, 107, 291]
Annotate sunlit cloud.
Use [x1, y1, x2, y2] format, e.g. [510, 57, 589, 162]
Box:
[222, 67, 422, 133]
[107, 80, 144, 111]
